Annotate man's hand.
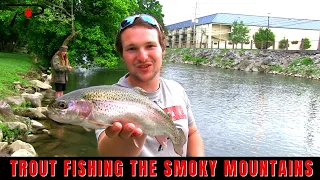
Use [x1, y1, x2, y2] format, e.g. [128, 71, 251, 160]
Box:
[104, 122, 143, 139]
[97, 121, 146, 156]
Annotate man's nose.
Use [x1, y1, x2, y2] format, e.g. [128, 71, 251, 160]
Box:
[137, 49, 148, 62]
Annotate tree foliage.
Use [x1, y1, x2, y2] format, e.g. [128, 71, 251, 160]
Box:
[229, 21, 250, 45]
[0, 0, 166, 69]
[134, 0, 166, 33]
[253, 27, 275, 49]
[278, 37, 288, 49]
[0, 0, 28, 52]
[69, 0, 138, 67]
[301, 37, 311, 50]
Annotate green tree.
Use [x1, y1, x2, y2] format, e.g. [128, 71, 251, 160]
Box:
[0, 0, 28, 52]
[229, 20, 250, 48]
[278, 37, 289, 49]
[1, 0, 139, 68]
[253, 27, 275, 49]
[71, 0, 138, 67]
[300, 37, 311, 50]
[134, 0, 166, 32]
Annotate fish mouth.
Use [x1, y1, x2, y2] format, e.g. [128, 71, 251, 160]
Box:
[46, 101, 69, 119]
[45, 106, 72, 123]
[45, 104, 60, 120]
[45, 101, 84, 124]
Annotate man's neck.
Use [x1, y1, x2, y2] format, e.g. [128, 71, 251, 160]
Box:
[126, 75, 160, 93]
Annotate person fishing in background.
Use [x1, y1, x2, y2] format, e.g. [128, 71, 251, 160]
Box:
[51, 45, 72, 98]
[95, 14, 205, 157]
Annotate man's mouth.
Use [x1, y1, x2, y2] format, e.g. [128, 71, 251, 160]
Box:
[137, 64, 152, 69]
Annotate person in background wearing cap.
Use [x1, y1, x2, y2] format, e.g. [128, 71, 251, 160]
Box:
[95, 14, 205, 157]
[51, 45, 72, 98]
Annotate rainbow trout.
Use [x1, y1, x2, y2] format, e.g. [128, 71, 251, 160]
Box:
[45, 85, 186, 156]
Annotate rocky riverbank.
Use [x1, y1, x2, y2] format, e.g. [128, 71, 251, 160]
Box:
[163, 48, 320, 80]
[0, 74, 55, 157]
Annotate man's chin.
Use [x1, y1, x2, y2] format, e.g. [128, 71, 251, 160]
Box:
[137, 73, 157, 82]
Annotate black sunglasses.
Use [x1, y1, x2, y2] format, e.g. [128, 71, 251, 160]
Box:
[119, 14, 161, 32]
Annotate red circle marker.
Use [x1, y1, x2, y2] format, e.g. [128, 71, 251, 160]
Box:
[25, 7, 32, 18]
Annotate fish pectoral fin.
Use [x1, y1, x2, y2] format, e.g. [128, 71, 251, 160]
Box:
[83, 127, 91, 132]
[132, 137, 139, 148]
[87, 119, 113, 129]
[83, 111, 113, 129]
[155, 135, 168, 148]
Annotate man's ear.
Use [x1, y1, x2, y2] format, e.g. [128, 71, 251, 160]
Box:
[162, 49, 166, 55]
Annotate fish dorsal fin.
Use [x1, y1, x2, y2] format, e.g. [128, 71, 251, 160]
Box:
[152, 101, 172, 119]
[153, 100, 162, 108]
[133, 87, 148, 96]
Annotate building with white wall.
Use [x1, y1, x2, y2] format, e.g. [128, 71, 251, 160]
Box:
[165, 13, 320, 50]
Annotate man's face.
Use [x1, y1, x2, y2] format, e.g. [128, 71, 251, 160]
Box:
[121, 26, 164, 83]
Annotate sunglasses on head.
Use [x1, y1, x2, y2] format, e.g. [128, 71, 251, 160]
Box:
[119, 14, 161, 32]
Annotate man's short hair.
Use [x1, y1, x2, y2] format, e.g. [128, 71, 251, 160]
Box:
[115, 15, 166, 57]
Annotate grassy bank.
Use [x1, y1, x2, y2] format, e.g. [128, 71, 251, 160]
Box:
[0, 52, 39, 99]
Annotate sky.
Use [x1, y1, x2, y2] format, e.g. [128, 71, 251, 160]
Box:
[158, 0, 320, 26]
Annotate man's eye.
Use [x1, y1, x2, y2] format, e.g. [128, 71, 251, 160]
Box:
[127, 47, 136, 51]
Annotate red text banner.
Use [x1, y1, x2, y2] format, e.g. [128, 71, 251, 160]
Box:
[1, 157, 319, 179]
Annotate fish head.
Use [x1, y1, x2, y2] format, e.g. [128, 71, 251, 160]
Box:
[45, 98, 93, 126]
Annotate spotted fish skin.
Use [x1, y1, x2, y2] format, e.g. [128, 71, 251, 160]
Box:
[45, 85, 186, 156]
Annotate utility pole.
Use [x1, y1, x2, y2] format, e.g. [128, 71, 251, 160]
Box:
[193, 2, 198, 48]
[266, 13, 270, 49]
[318, 31, 320, 50]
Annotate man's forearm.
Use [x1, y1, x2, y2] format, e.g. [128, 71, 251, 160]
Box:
[187, 131, 205, 157]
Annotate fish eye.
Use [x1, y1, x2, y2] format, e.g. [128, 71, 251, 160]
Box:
[56, 101, 68, 109]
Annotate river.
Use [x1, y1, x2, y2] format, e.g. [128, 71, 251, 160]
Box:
[32, 62, 320, 157]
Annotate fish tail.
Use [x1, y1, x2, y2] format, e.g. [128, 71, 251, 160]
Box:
[173, 128, 186, 156]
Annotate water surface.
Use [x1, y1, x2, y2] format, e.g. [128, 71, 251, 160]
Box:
[33, 63, 320, 157]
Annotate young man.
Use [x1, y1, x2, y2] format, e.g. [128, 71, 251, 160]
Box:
[51, 45, 72, 98]
[95, 14, 204, 156]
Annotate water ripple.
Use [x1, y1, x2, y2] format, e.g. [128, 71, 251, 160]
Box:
[162, 63, 320, 156]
